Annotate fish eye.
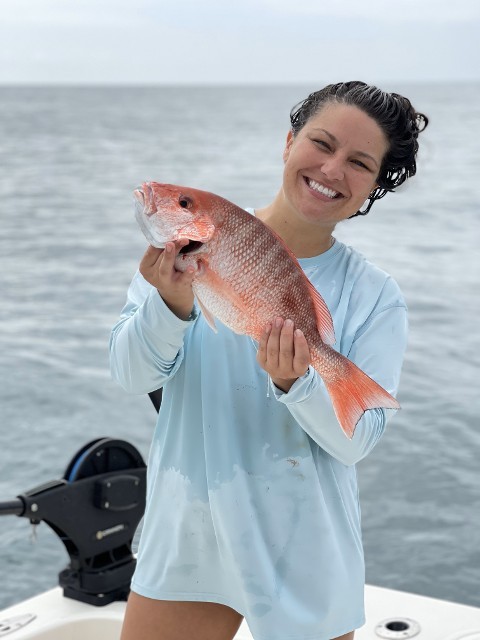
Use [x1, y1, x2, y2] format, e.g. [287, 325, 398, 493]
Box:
[179, 196, 192, 209]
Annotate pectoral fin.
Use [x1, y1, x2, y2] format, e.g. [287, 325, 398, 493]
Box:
[196, 297, 218, 333]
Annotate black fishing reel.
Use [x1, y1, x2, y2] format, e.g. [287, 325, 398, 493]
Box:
[0, 438, 147, 606]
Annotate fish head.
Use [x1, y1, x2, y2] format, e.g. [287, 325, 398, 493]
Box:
[134, 182, 217, 249]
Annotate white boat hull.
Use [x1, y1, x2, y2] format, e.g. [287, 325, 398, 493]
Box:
[1, 584, 480, 639]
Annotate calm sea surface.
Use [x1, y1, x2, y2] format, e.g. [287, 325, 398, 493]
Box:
[0, 84, 479, 611]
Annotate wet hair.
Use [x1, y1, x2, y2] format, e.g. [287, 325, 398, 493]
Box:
[289, 81, 429, 217]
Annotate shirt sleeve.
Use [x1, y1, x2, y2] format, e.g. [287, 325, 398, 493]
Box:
[109, 271, 196, 394]
[271, 301, 408, 466]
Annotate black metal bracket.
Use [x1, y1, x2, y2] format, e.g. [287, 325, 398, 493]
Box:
[0, 438, 147, 606]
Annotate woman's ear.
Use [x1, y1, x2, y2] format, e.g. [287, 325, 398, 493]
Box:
[283, 130, 294, 163]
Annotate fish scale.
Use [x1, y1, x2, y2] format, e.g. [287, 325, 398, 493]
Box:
[205, 216, 311, 340]
[134, 182, 400, 438]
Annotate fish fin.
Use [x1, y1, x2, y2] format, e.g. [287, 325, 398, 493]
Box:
[196, 297, 218, 333]
[179, 216, 216, 242]
[306, 279, 336, 346]
[322, 355, 400, 439]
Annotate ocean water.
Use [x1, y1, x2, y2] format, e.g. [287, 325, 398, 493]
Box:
[0, 83, 479, 611]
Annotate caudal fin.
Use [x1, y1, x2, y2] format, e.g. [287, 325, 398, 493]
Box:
[323, 358, 400, 440]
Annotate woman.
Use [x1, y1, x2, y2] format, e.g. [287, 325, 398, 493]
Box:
[110, 81, 428, 640]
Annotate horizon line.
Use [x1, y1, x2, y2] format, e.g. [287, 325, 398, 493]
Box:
[0, 79, 479, 88]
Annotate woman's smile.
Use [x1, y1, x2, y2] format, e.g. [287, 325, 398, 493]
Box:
[304, 177, 344, 200]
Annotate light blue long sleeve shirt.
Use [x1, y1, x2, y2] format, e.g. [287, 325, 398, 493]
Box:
[109, 238, 408, 640]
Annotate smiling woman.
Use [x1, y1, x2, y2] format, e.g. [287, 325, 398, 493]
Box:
[254, 82, 428, 258]
[264, 103, 390, 247]
[110, 81, 428, 640]
[288, 81, 429, 216]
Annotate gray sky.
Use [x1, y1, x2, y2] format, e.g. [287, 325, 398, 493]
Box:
[1, 0, 479, 85]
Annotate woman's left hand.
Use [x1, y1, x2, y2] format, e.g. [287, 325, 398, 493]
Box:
[256, 317, 311, 392]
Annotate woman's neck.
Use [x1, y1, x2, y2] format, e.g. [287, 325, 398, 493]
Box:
[255, 202, 335, 259]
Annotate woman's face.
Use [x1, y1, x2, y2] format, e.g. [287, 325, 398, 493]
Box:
[282, 102, 389, 227]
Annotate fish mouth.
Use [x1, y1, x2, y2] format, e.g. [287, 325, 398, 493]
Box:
[134, 184, 156, 213]
[134, 185, 167, 248]
[179, 240, 204, 255]
[133, 187, 145, 206]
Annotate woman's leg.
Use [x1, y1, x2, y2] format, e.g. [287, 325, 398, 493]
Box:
[332, 632, 355, 640]
[120, 592, 244, 640]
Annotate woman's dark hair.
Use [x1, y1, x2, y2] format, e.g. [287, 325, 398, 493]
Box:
[290, 81, 429, 217]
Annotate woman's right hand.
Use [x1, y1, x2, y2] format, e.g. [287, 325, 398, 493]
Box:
[139, 242, 195, 320]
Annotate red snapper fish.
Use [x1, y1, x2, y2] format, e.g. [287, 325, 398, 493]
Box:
[134, 182, 400, 438]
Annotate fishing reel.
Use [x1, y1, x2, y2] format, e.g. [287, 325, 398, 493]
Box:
[0, 438, 147, 606]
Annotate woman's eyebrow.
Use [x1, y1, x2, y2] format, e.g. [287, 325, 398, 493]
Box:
[313, 128, 380, 168]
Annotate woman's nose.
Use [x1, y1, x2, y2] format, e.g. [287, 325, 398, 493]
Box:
[320, 156, 345, 181]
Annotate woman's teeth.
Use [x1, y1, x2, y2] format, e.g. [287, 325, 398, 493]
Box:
[307, 179, 339, 199]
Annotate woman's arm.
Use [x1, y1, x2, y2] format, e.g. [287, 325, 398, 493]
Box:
[109, 270, 196, 395]
[259, 302, 408, 466]
[110, 242, 197, 394]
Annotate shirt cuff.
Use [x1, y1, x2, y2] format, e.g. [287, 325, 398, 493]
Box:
[147, 289, 197, 326]
[270, 366, 320, 404]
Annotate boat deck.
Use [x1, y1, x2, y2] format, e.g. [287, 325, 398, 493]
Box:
[1, 584, 480, 639]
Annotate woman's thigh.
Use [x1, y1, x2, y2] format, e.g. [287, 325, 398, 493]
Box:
[120, 592, 244, 640]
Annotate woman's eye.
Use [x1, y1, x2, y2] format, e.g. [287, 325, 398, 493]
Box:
[314, 139, 331, 151]
[352, 159, 369, 170]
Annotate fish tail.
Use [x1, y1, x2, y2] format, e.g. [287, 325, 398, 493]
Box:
[322, 357, 400, 440]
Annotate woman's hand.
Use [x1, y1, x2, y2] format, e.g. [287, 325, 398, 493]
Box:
[139, 242, 195, 320]
[256, 317, 311, 392]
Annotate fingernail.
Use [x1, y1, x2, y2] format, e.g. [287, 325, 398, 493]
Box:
[294, 329, 303, 337]
[275, 317, 283, 328]
[285, 319, 293, 328]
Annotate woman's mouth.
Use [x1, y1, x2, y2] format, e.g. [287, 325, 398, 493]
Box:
[305, 177, 342, 199]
